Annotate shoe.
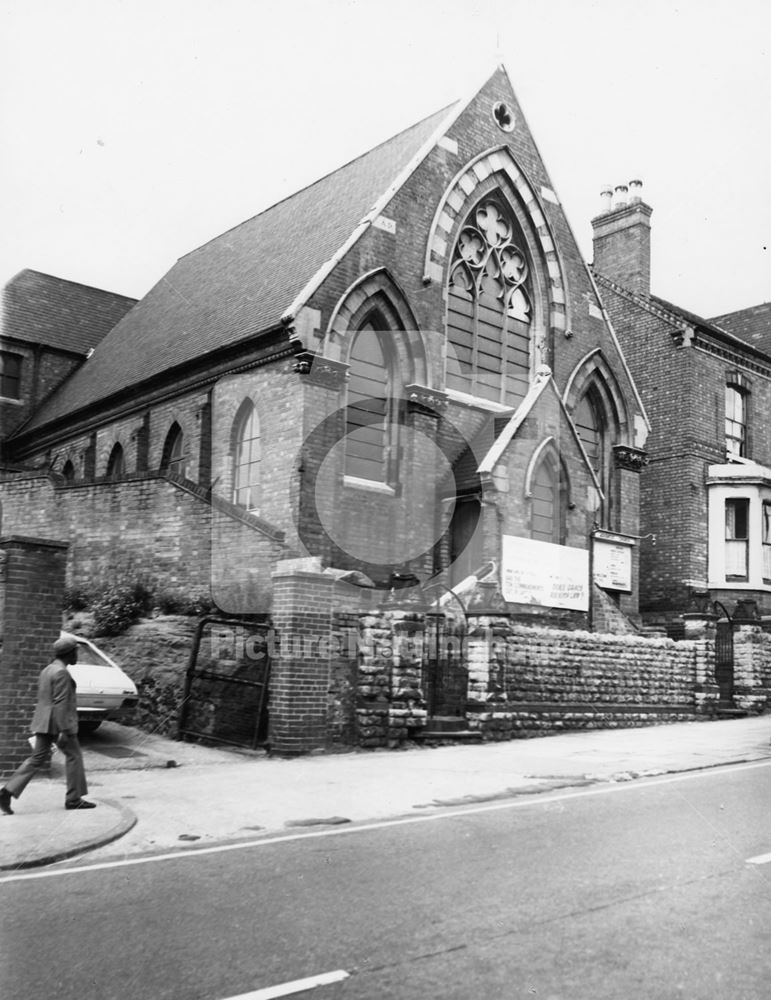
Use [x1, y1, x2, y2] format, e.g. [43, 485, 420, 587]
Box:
[65, 799, 96, 810]
[0, 789, 13, 815]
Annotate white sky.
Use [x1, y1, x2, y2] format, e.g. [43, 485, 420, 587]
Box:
[1, 0, 768, 318]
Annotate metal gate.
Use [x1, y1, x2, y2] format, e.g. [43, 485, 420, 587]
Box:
[423, 611, 468, 718]
[715, 618, 735, 704]
[178, 616, 271, 749]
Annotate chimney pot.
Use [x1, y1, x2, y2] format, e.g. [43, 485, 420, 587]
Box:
[614, 184, 628, 209]
[629, 178, 643, 203]
[600, 186, 613, 213]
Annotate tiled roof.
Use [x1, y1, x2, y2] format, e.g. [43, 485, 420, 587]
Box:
[711, 302, 771, 352]
[19, 103, 457, 435]
[1, 269, 136, 356]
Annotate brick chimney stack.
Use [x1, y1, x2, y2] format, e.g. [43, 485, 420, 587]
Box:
[591, 180, 652, 294]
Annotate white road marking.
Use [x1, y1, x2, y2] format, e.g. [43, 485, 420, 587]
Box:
[222, 969, 349, 1000]
[746, 852, 771, 865]
[2, 758, 770, 884]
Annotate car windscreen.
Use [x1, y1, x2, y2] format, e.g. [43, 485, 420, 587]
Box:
[75, 643, 116, 667]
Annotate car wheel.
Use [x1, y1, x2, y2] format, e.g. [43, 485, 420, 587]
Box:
[79, 720, 102, 735]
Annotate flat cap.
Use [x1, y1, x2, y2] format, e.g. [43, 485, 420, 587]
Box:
[53, 635, 78, 657]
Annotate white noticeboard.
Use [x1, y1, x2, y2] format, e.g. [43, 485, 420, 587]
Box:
[593, 536, 633, 592]
[501, 536, 589, 611]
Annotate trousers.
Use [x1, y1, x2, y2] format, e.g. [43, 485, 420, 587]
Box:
[5, 732, 88, 807]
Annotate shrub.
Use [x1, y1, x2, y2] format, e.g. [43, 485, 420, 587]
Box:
[63, 586, 92, 613]
[155, 588, 214, 617]
[92, 577, 154, 636]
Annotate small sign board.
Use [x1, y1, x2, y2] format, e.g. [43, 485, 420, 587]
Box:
[501, 535, 589, 611]
[593, 531, 634, 592]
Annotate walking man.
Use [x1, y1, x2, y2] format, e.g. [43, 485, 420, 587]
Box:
[0, 635, 95, 814]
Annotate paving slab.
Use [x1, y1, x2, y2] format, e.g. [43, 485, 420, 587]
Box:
[2, 715, 770, 871]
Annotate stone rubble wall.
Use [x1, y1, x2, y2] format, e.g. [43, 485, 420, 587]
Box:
[357, 610, 427, 748]
[465, 617, 705, 739]
[353, 611, 722, 748]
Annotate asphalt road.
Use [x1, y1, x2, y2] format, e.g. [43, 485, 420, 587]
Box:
[2, 761, 770, 1000]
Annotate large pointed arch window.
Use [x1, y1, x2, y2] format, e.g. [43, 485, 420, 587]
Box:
[161, 422, 187, 478]
[233, 402, 261, 510]
[345, 319, 394, 483]
[446, 197, 532, 407]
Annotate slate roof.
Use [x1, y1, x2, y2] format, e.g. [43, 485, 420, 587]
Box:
[711, 302, 771, 353]
[1, 269, 137, 356]
[650, 293, 771, 358]
[18, 102, 457, 436]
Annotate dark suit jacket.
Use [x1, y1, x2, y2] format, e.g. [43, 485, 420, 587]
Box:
[30, 658, 79, 736]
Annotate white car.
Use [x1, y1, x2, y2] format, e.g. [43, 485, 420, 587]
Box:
[61, 631, 139, 734]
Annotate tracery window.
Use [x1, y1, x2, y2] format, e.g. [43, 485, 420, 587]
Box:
[446, 197, 532, 407]
[162, 422, 187, 478]
[345, 320, 393, 483]
[233, 402, 261, 510]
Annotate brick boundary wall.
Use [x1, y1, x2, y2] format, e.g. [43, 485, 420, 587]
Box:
[0, 535, 68, 775]
[270, 564, 335, 755]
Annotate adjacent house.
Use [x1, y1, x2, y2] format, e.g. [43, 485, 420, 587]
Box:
[592, 185, 771, 632]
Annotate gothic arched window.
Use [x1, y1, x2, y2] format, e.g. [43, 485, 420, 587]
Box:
[62, 460, 75, 483]
[575, 385, 614, 527]
[345, 319, 394, 483]
[446, 196, 532, 407]
[162, 422, 187, 477]
[233, 402, 261, 510]
[530, 451, 566, 545]
[106, 443, 125, 478]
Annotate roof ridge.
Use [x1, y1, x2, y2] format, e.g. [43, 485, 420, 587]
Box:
[8, 268, 137, 303]
[180, 101, 458, 263]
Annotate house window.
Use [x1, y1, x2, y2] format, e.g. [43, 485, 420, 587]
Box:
[62, 460, 75, 483]
[0, 351, 22, 399]
[106, 443, 125, 478]
[446, 196, 532, 407]
[345, 320, 393, 483]
[162, 422, 187, 478]
[725, 384, 748, 460]
[725, 497, 749, 581]
[531, 452, 566, 545]
[763, 501, 771, 584]
[233, 402, 260, 510]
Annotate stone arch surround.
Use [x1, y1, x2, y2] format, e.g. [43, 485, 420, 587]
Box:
[564, 348, 631, 443]
[422, 146, 567, 337]
[323, 268, 428, 386]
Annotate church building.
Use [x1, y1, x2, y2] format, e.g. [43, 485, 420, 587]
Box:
[1, 66, 649, 628]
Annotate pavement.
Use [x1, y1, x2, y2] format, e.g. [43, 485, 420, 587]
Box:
[1, 714, 771, 871]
